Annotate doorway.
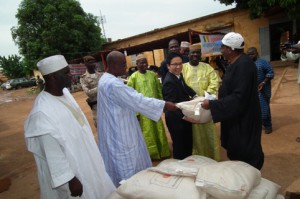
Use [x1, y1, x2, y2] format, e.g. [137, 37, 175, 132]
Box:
[269, 21, 293, 60]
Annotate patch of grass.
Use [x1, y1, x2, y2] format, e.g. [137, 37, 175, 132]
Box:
[26, 87, 40, 95]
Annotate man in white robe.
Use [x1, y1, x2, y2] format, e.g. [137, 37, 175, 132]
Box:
[281, 41, 300, 85]
[24, 55, 115, 199]
[97, 51, 178, 186]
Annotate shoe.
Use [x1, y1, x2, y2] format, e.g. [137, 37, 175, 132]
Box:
[265, 127, 272, 134]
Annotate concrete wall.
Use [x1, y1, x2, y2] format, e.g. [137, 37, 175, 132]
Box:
[232, 10, 269, 55]
[153, 49, 165, 66]
[126, 49, 165, 69]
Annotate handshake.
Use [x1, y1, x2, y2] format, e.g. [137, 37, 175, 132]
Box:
[176, 92, 216, 124]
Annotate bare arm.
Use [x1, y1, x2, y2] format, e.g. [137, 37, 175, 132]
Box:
[164, 101, 178, 111]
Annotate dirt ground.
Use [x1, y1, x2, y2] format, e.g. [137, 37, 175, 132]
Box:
[0, 61, 300, 198]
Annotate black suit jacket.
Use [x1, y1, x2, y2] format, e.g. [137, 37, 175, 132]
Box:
[162, 72, 196, 119]
[162, 72, 195, 160]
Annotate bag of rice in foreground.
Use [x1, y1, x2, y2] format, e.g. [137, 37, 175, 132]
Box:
[275, 194, 285, 199]
[247, 178, 281, 199]
[116, 170, 207, 199]
[176, 93, 215, 123]
[149, 155, 217, 177]
[195, 161, 261, 199]
[107, 190, 128, 199]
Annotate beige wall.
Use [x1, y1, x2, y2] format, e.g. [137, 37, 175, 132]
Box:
[232, 10, 269, 54]
[126, 56, 133, 69]
[153, 49, 164, 66]
[126, 49, 165, 69]
[143, 51, 155, 66]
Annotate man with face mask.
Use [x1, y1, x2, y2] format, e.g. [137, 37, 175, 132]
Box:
[182, 43, 221, 161]
[24, 55, 115, 198]
[80, 55, 103, 128]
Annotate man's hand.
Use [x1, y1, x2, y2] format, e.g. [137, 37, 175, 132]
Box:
[164, 101, 178, 111]
[258, 82, 264, 92]
[69, 177, 83, 197]
[201, 100, 210, 110]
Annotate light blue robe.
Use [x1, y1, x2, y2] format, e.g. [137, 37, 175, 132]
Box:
[97, 73, 165, 186]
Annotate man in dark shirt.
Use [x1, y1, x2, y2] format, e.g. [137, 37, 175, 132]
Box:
[247, 47, 274, 134]
[202, 32, 264, 170]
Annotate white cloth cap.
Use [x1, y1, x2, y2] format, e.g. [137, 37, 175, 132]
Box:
[37, 55, 68, 75]
[219, 32, 244, 50]
[181, 41, 191, 48]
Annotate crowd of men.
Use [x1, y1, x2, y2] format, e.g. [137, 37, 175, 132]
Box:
[24, 31, 281, 198]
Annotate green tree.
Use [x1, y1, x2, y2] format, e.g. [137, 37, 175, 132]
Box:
[216, 0, 300, 19]
[0, 55, 27, 79]
[11, 0, 105, 72]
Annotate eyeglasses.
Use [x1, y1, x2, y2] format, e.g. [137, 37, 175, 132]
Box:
[170, 62, 183, 67]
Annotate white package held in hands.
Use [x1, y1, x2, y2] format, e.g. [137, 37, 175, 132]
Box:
[176, 92, 216, 123]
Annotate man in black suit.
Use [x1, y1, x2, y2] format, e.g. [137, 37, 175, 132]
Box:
[162, 52, 197, 159]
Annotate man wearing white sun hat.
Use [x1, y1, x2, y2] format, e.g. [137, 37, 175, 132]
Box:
[24, 55, 115, 198]
[202, 32, 264, 170]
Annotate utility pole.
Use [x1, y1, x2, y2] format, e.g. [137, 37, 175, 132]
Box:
[99, 10, 107, 40]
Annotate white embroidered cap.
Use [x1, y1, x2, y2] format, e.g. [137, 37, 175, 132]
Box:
[37, 55, 68, 75]
[180, 41, 191, 48]
[216, 32, 245, 50]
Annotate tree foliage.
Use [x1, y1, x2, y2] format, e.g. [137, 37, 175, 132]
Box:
[216, 0, 300, 19]
[0, 55, 27, 79]
[11, 0, 105, 71]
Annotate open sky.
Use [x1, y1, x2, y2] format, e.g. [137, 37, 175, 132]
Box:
[0, 0, 235, 57]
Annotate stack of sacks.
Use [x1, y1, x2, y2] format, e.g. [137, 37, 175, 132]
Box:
[113, 155, 215, 199]
[114, 170, 205, 199]
[176, 92, 216, 123]
[195, 160, 282, 199]
[113, 155, 283, 199]
[149, 155, 217, 177]
[107, 191, 128, 199]
[246, 178, 282, 199]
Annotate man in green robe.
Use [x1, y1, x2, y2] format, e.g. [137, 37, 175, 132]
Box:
[182, 44, 221, 161]
[127, 54, 170, 160]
